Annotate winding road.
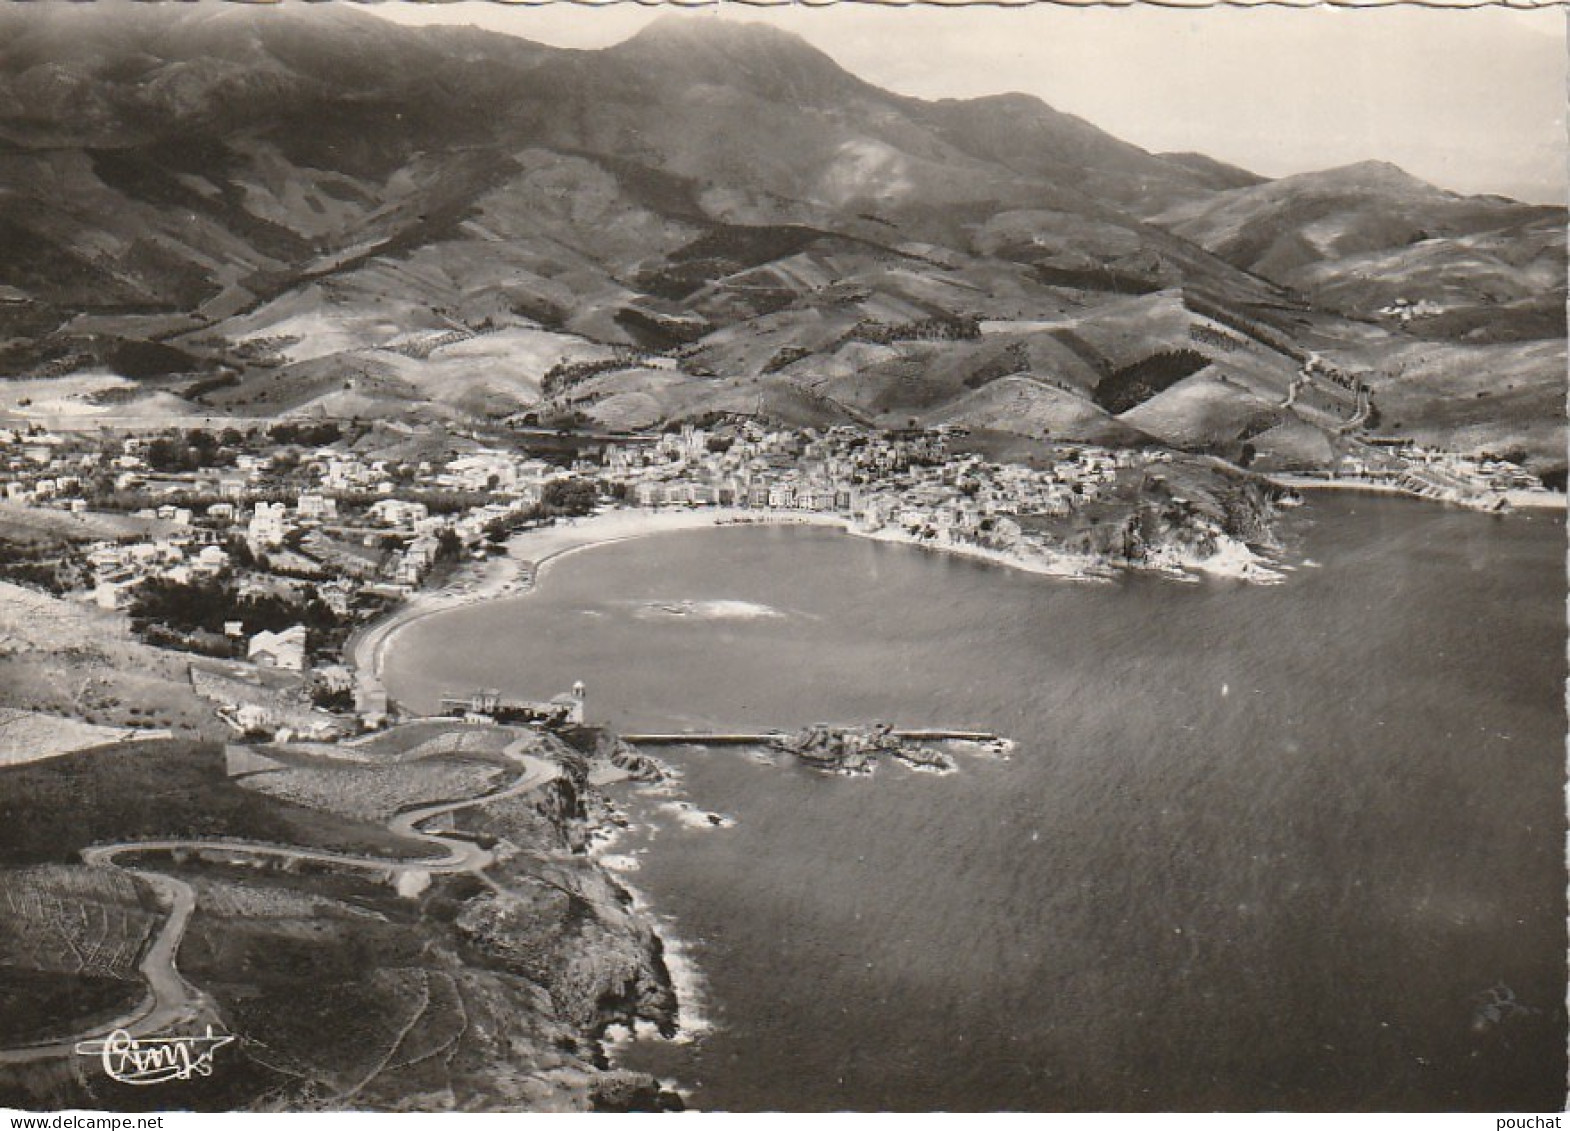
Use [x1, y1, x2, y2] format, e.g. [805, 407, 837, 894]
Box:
[0, 743, 561, 1065]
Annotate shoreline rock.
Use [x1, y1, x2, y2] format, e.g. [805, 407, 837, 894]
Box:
[774, 722, 958, 775]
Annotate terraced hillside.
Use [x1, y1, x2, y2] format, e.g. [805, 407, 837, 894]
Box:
[0, 728, 682, 1112]
[0, 4, 1559, 471]
[0, 866, 162, 1044]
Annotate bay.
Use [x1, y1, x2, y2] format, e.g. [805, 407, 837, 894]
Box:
[383, 494, 1568, 1111]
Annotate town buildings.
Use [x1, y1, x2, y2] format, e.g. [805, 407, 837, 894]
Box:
[0, 418, 1551, 705]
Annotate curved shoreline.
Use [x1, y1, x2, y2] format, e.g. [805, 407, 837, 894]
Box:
[347, 553, 528, 712]
[350, 505, 1104, 1056]
[1269, 474, 1567, 512]
[351, 505, 1126, 709]
[345, 494, 1323, 1094]
[339, 495, 1562, 1110]
[353, 509, 850, 705]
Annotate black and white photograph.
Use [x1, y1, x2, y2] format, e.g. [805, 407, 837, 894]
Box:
[0, 0, 1563, 1115]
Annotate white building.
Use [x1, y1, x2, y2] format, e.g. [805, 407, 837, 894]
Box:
[247, 502, 290, 549]
[296, 493, 337, 521]
[368, 498, 429, 528]
[192, 545, 230, 576]
[247, 625, 308, 672]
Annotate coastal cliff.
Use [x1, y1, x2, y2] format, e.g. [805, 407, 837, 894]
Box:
[1042, 458, 1284, 578]
[451, 766, 679, 1045]
[0, 732, 683, 1113]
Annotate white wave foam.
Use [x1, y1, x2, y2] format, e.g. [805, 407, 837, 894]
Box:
[614, 880, 716, 1042]
[633, 598, 785, 621]
[658, 799, 736, 830]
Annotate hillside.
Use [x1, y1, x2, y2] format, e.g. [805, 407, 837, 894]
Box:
[0, 580, 216, 736]
[1153, 162, 1567, 337]
[0, 3, 1559, 471]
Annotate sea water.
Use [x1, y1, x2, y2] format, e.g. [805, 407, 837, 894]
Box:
[384, 495, 1567, 1110]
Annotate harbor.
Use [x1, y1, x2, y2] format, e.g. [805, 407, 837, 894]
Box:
[619, 729, 1001, 746]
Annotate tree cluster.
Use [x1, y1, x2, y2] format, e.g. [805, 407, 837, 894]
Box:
[850, 315, 981, 345]
[129, 576, 342, 651]
[1093, 350, 1211, 415]
[481, 477, 602, 544]
[539, 477, 600, 517]
[267, 421, 343, 447]
[541, 353, 640, 399]
[144, 430, 239, 473]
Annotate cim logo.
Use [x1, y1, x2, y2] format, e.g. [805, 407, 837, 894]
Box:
[75, 1026, 234, 1086]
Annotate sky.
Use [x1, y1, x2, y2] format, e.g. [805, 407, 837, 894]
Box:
[366, 0, 1568, 204]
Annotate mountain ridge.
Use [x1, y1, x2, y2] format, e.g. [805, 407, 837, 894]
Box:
[0, 3, 1559, 473]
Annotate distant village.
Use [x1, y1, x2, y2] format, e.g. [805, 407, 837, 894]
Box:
[0, 416, 1549, 739]
[1314, 437, 1546, 506]
[601, 422, 1139, 543]
[0, 418, 1130, 618]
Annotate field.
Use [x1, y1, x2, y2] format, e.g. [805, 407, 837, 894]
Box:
[344, 720, 535, 763]
[0, 865, 159, 977]
[0, 739, 429, 866]
[1364, 338, 1567, 469]
[0, 500, 169, 546]
[244, 758, 507, 824]
[925, 374, 1147, 446]
[0, 374, 139, 419]
[0, 580, 216, 735]
[180, 871, 389, 922]
[161, 865, 599, 1109]
[0, 968, 142, 1045]
[269, 721, 537, 768]
[0, 865, 160, 1043]
[0, 709, 154, 767]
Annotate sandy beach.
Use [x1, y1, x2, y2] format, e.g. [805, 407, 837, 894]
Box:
[349, 509, 849, 700]
[348, 552, 530, 703]
[350, 502, 1290, 703]
[521, 507, 1128, 585]
[513, 507, 849, 584]
[351, 504, 1121, 692]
